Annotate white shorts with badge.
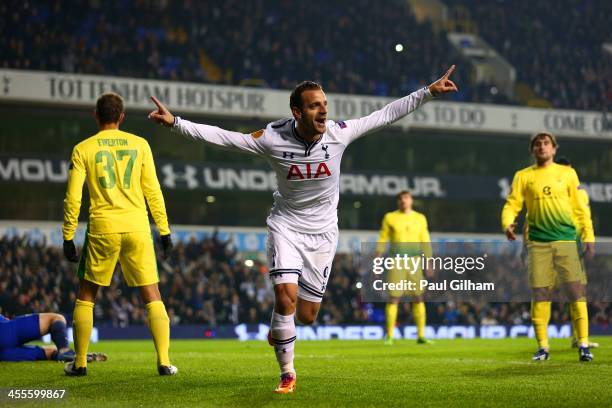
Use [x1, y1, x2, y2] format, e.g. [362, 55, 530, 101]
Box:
[267, 219, 338, 303]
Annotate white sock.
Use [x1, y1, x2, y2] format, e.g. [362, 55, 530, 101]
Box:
[270, 312, 296, 375]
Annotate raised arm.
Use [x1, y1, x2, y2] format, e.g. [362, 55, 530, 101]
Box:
[148, 96, 266, 155]
[338, 65, 459, 145]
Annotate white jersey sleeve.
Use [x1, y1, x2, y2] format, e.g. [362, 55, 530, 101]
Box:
[172, 117, 267, 155]
[335, 87, 433, 145]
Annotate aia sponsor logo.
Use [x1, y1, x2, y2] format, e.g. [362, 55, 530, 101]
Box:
[286, 163, 332, 180]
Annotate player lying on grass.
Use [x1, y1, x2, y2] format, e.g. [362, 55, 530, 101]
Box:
[149, 66, 458, 393]
[0, 312, 106, 362]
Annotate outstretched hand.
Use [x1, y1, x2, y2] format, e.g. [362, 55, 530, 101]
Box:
[428, 65, 459, 96]
[148, 96, 175, 127]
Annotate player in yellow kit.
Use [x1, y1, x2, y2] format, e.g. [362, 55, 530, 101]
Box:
[502, 133, 595, 362]
[378, 191, 433, 345]
[62, 92, 177, 376]
[521, 156, 599, 349]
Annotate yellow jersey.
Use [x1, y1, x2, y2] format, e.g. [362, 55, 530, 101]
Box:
[378, 210, 432, 257]
[522, 183, 593, 241]
[502, 163, 594, 242]
[63, 129, 170, 240]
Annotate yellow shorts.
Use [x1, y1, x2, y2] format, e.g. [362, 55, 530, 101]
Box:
[387, 265, 424, 298]
[78, 230, 158, 287]
[527, 241, 586, 288]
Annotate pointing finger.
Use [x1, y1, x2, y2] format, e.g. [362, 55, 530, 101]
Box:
[444, 64, 456, 79]
[150, 96, 165, 110]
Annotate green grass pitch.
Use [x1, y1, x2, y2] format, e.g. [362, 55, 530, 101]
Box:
[1, 337, 611, 407]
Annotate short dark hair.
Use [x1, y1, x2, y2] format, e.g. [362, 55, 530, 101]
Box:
[96, 92, 124, 124]
[529, 132, 558, 151]
[289, 81, 323, 110]
[396, 190, 412, 200]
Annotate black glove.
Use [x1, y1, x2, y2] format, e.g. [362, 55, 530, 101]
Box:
[63, 240, 79, 263]
[160, 234, 173, 259]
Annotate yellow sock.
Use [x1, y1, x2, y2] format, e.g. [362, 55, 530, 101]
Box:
[412, 302, 426, 339]
[146, 301, 171, 366]
[531, 301, 551, 349]
[385, 303, 398, 338]
[570, 301, 589, 346]
[73, 299, 94, 368]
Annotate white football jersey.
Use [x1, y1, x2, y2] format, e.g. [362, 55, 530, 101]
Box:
[173, 87, 432, 233]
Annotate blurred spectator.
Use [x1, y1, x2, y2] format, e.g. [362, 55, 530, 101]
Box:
[447, 0, 612, 111]
[1, 234, 610, 328]
[1, 0, 501, 104]
[2, 1, 608, 109]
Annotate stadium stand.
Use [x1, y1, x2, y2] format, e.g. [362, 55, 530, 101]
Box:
[0, 0, 505, 106]
[1, 235, 609, 327]
[444, 0, 612, 111]
[0, 0, 609, 340]
[3, 1, 609, 109]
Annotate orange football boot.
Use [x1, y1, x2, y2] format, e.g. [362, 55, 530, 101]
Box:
[274, 373, 296, 394]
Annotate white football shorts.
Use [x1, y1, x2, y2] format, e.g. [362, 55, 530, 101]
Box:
[266, 218, 338, 303]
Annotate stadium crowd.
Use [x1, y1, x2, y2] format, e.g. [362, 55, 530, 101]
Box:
[447, 0, 612, 111]
[3, 1, 610, 110]
[2, 0, 514, 106]
[1, 234, 609, 328]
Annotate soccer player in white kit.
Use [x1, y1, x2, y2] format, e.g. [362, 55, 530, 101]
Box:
[148, 66, 458, 393]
